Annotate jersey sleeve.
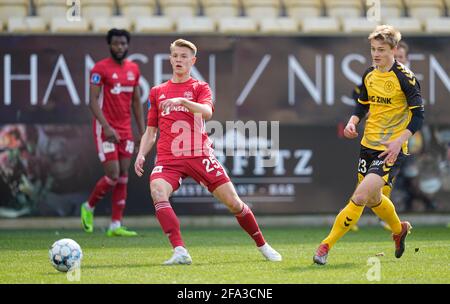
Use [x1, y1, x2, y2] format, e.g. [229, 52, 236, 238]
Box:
[352, 84, 363, 103]
[197, 82, 214, 112]
[90, 63, 104, 86]
[396, 68, 423, 109]
[147, 88, 158, 127]
[134, 64, 141, 87]
[357, 67, 373, 105]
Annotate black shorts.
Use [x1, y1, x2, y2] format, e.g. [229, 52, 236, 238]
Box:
[357, 145, 407, 187]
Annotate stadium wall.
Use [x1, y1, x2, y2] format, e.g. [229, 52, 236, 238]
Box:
[0, 35, 449, 217]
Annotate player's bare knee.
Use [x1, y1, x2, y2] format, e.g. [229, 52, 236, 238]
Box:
[106, 171, 119, 182]
[365, 200, 378, 208]
[229, 203, 243, 214]
[150, 187, 167, 203]
[366, 194, 382, 208]
[151, 192, 166, 203]
[351, 192, 369, 206]
[228, 197, 244, 214]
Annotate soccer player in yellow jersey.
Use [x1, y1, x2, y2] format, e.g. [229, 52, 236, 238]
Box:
[351, 40, 411, 232]
[313, 25, 424, 265]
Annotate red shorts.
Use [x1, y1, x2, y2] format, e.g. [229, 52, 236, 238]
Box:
[150, 156, 231, 193]
[95, 138, 135, 163]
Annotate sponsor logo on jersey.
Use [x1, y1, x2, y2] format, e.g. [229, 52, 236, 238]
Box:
[91, 73, 101, 84]
[159, 94, 166, 100]
[112, 73, 118, 79]
[110, 83, 134, 95]
[161, 105, 190, 116]
[369, 95, 392, 104]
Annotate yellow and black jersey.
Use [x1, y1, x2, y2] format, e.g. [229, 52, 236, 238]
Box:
[357, 61, 424, 153]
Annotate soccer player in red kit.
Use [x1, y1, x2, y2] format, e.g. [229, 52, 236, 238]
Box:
[134, 39, 282, 265]
[81, 29, 145, 237]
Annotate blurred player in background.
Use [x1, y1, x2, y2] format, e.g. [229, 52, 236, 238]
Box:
[391, 43, 437, 212]
[314, 25, 424, 265]
[134, 39, 282, 265]
[81, 29, 145, 236]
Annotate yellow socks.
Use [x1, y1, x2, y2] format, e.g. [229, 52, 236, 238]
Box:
[382, 184, 392, 198]
[322, 200, 364, 248]
[371, 194, 402, 234]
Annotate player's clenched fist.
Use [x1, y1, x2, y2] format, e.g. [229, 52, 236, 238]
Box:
[344, 122, 359, 139]
[134, 155, 145, 177]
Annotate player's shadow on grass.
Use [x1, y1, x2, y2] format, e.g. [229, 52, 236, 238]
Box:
[81, 263, 159, 269]
[80, 258, 261, 269]
[288, 262, 357, 272]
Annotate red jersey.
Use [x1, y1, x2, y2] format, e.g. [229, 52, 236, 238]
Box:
[90, 57, 140, 139]
[147, 77, 214, 161]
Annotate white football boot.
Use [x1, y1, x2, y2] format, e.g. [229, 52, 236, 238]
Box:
[258, 243, 282, 262]
[163, 246, 192, 265]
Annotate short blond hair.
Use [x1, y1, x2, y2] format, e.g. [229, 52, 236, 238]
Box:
[170, 39, 197, 56]
[368, 25, 402, 49]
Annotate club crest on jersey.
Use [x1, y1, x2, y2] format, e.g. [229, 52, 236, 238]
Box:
[127, 71, 135, 81]
[91, 73, 101, 84]
[384, 80, 394, 93]
[184, 91, 193, 100]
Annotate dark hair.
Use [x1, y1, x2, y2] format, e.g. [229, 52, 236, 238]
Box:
[397, 40, 409, 55]
[106, 28, 130, 44]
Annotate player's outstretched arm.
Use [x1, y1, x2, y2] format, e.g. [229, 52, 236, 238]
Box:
[89, 84, 120, 143]
[134, 126, 157, 177]
[132, 86, 145, 137]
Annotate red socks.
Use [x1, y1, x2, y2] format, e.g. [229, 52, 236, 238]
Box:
[154, 201, 184, 248]
[235, 204, 266, 247]
[153, 201, 265, 249]
[87, 176, 117, 208]
[111, 176, 128, 222]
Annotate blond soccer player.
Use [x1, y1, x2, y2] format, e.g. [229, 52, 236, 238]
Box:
[134, 39, 282, 265]
[313, 25, 424, 265]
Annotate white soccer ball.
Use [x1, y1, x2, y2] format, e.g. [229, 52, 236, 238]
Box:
[49, 238, 83, 272]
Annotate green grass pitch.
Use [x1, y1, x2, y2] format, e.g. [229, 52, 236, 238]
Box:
[0, 226, 448, 284]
